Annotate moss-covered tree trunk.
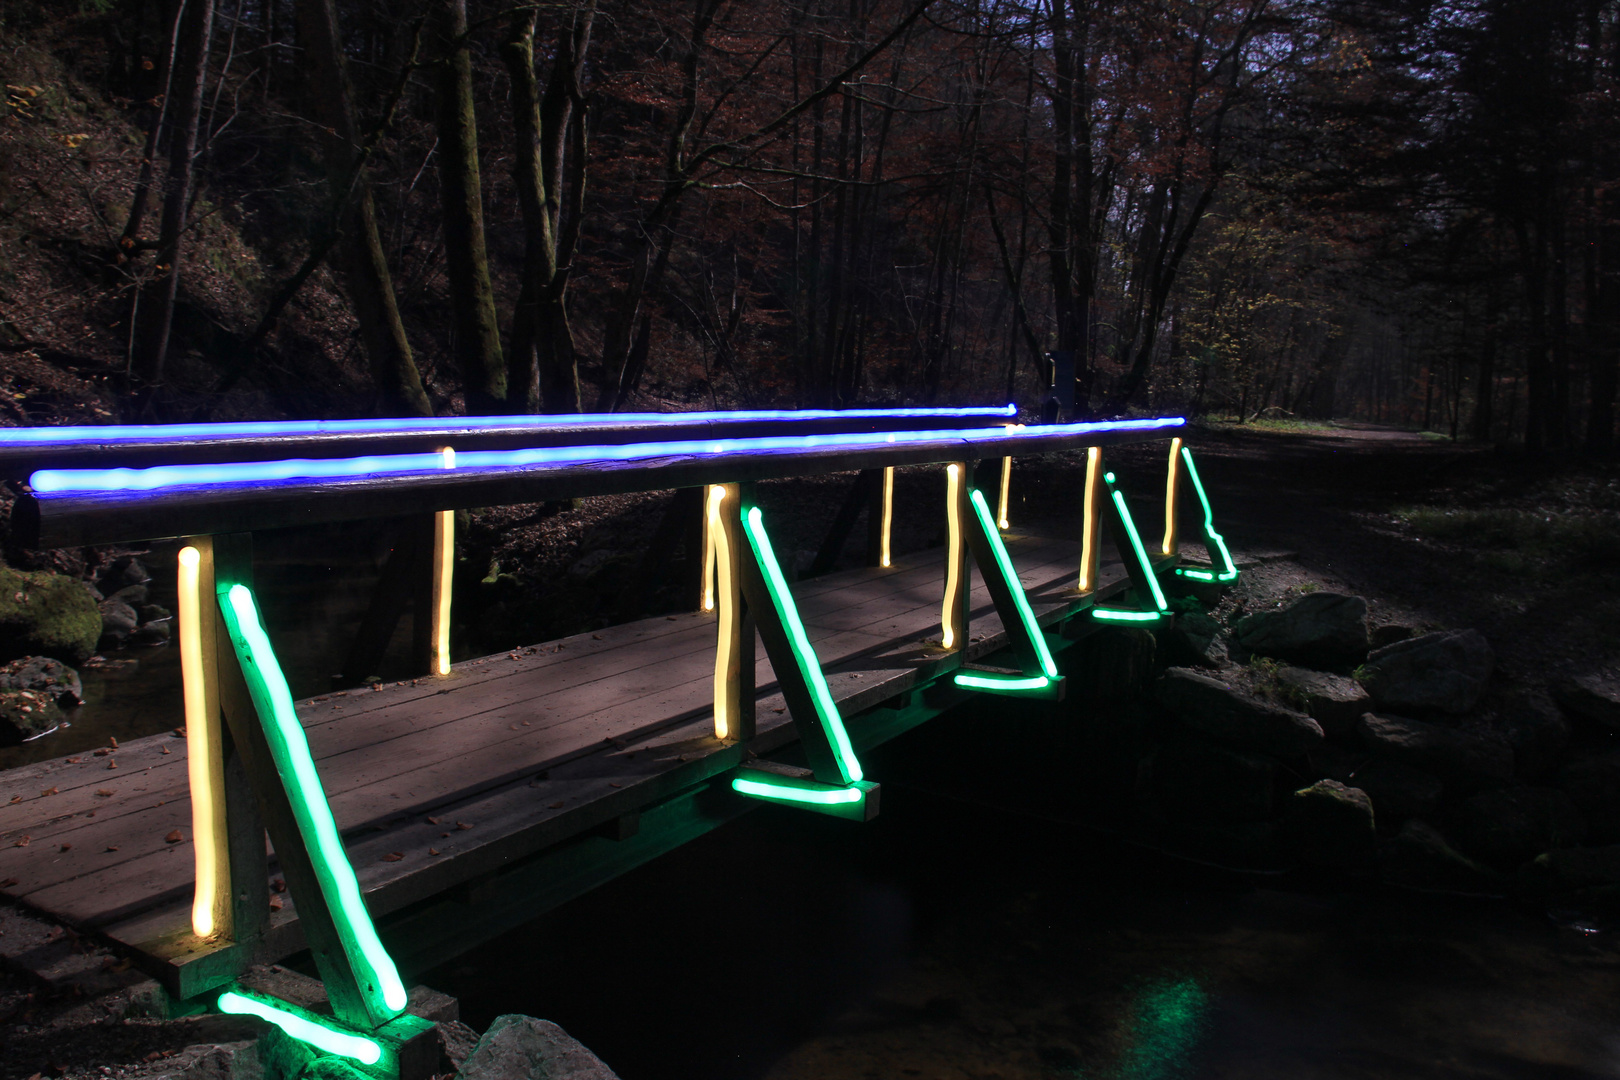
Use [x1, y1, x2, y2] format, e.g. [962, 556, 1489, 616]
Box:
[295, 0, 433, 418]
[432, 0, 506, 415]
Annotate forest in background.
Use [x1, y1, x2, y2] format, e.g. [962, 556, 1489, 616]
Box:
[0, 0, 1615, 452]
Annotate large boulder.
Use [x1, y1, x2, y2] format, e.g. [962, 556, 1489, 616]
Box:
[1523, 845, 1620, 891]
[1150, 735, 1277, 822]
[1449, 786, 1585, 870]
[0, 564, 101, 664]
[1158, 609, 1228, 669]
[1234, 592, 1369, 668]
[1155, 667, 1323, 757]
[1358, 629, 1493, 715]
[1279, 779, 1376, 871]
[1556, 751, 1620, 842]
[1348, 759, 1443, 829]
[0, 655, 82, 707]
[457, 1015, 619, 1080]
[1273, 665, 1370, 743]
[1500, 689, 1570, 780]
[1357, 712, 1513, 786]
[0, 687, 65, 745]
[1380, 819, 1500, 894]
[1555, 674, 1620, 731]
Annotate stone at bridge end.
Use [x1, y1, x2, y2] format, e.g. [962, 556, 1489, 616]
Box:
[1155, 666, 1323, 757]
[1555, 673, 1620, 731]
[1359, 629, 1493, 716]
[1235, 592, 1368, 669]
[457, 1015, 619, 1080]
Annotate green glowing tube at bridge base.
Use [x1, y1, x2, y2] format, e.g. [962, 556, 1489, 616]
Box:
[953, 671, 1066, 699]
[218, 584, 408, 1019]
[731, 772, 880, 821]
[217, 991, 382, 1065]
[1092, 608, 1163, 623]
[966, 488, 1058, 678]
[1175, 567, 1217, 582]
[742, 505, 864, 784]
[1179, 447, 1238, 581]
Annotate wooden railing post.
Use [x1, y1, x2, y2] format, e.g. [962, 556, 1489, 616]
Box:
[708, 483, 754, 742]
[866, 466, 894, 568]
[1162, 435, 1183, 558]
[941, 462, 970, 651]
[177, 535, 232, 943]
[1078, 447, 1104, 594]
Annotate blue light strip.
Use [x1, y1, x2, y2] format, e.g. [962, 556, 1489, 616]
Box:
[31, 417, 1187, 495]
[0, 405, 1019, 447]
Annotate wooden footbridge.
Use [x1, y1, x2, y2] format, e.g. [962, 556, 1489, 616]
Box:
[0, 406, 1235, 1075]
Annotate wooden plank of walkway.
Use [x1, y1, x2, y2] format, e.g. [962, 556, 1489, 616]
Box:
[0, 531, 1142, 986]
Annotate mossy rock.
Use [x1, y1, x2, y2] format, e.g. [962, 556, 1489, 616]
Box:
[0, 564, 100, 664]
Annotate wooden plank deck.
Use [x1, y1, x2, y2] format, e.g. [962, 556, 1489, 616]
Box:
[0, 530, 1153, 989]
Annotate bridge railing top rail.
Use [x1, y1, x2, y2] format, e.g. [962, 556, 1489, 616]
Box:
[12, 415, 1187, 548]
[0, 405, 1018, 478]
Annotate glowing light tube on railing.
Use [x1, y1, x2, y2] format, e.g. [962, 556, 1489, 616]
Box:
[701, 497, 717, 612]
[28, 417, 1188, 495]
[433, 511, 453, 675]
[942, 464, 965, 650]
[709, 485, 737, 739]
[217, 584, 407, 1018]
[742, 505, 863, 784]
[1106, 472, 1168, 613]
[217, 991, 382, 1065]
[177, 546, 225, 940]
[732, 776, 863, 806]
[1162, 436, 1182, 556]
[967, 488, 1058, 678]
[0, 404, 1023, 448]
[998, 457, 1012, 530]
[1078, 448, 1102, 593]
[879, 467, 894, 568]
[1179, 446, 1238, 581]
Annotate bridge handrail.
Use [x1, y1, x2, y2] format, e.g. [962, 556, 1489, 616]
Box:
[15, 417, 1187, 548]
[0, 405, 1018, 478]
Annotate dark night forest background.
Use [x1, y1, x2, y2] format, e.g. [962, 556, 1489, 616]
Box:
[0, 0, 1615, 451]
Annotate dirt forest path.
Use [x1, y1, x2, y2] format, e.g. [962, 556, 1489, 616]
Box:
[1175, 422, 1617, 687]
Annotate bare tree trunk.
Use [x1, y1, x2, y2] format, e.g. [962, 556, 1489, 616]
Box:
[296, 0, 432, 417]
[502, 3, 592, 414]
[432, 0, 505, 414]
[120, 0, 186, 255]
[131, 0, 214, 401]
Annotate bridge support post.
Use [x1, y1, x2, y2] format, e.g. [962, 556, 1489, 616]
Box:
[940, 462, 971, 652]
[1078, 447, 1104, 594]
[213, 553, 405, 1032]
[1161, 436, 1183, 558]
[867, 466, 894, 567]
[708, 483, 754, 742]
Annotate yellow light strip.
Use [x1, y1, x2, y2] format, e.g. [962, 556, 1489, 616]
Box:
[1079, 447, 1102, 592]
[708, 485, 736, 739]
[998, 457, 1012, 530]
[432, 510, 453, 676]
[942, 463, 964, 649]
[178, 544, 228, 940]
[1162, 436, 1182, 556]
[880, 467, 894, 568]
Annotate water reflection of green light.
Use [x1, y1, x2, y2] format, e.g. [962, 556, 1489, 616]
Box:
[1104, 977, 1209, 1080]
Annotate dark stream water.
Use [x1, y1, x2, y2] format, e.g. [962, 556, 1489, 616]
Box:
[420, 703, 1620, 1080]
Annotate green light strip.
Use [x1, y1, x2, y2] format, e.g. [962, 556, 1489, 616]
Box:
[1107, 486, 1168, 611]
[1175, 568, 1216, 582]
[967, 489, 1058, 678]
[1180, 447, 1237, 580]
[218, 585, 408, 1017]
[742, 506, 863, 784]
[732, 776, 863, 805]
[218, 991, 382, 1065]
[1093, 608, 1163, 623]
[954, 672, 1052, 693]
